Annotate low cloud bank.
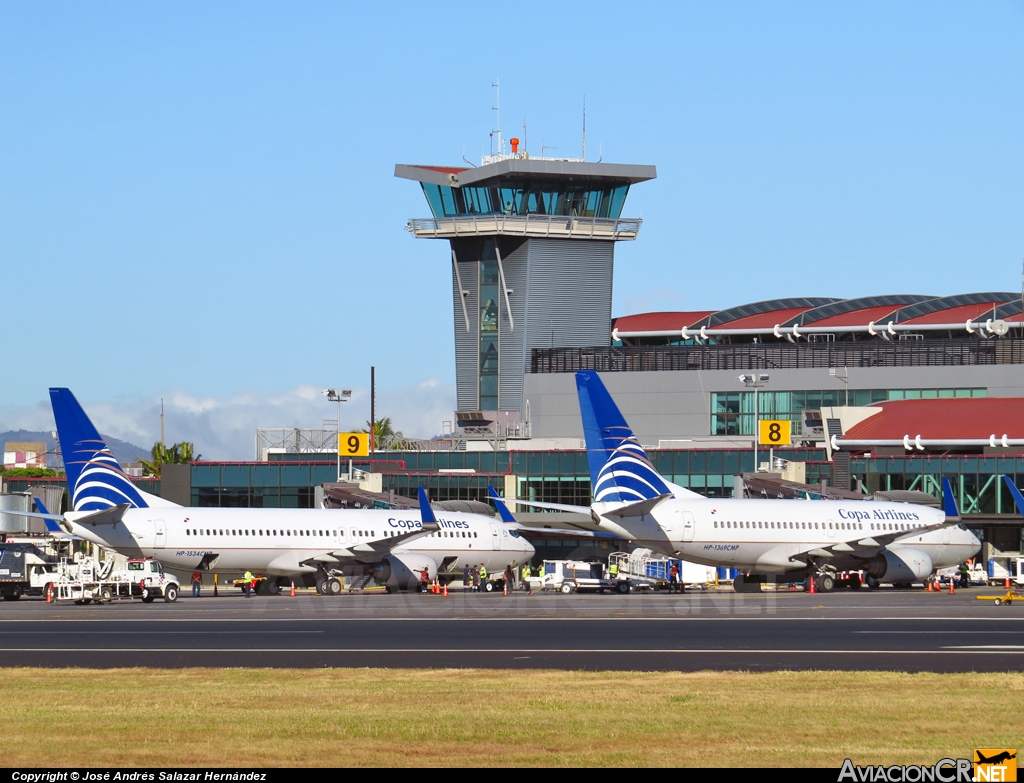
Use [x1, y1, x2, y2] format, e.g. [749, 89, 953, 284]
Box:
[0, 380, 456, 461]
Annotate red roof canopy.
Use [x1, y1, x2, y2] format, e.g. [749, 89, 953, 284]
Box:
[612, 311, 715, 332]
[718, 307, 814, 329]
[844, 398, 1024, 440]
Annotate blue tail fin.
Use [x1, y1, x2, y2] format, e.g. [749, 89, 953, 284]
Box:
[417, 487, 436, 525]
[33, 499, 64, 533]
[941, 478, 960, 518]
[575, 371, 671, 503]
[1003, 476, 1024, 516]
[50, 388, 149, 512]
[487, 486, 517, 523]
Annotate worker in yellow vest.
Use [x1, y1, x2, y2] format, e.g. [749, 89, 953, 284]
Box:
[479, 564, 488, 590]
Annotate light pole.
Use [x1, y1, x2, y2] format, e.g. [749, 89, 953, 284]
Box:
[323, 388, 352, 481]
[738, 373, 770, 472]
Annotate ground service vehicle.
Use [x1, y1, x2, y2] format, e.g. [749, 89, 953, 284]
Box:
[0, 543, 50, 600]
[538, 560, 630, 594]
[51, 556, 180, 604]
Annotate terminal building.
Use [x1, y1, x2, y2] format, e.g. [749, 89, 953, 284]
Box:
[4, 146, 1024, 565]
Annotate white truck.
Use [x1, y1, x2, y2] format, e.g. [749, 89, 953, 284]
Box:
[536, 560, 631, 594]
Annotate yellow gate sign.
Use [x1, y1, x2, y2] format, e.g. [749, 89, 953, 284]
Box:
[758, 420, 791, 446]
[338, 432, 369, 457]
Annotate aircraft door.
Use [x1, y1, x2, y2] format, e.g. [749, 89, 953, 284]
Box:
[490, 523, 501, 550]
[153, 519, 166, 549]
[681, 511, 695, 542]
[826, 519, 836, 539]
[942, 526, 950, 545]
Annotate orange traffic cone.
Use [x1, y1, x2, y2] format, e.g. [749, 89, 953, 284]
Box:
[442, 582, 448, 597]
[290, 580, 296, 597]
[1006, 577, 1011, 589]
[808, 576, 816, 594]
[948, 578, 955, 594]
[926, 580, 933, 592]
[46, 584, 53, 603]
[503, 582, 508, 596]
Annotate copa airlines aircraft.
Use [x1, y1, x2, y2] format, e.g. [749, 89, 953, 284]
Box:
[35, 388, 533, 593]
[510, 371, 980, 592]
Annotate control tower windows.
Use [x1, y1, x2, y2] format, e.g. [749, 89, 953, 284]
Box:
[479, 250, 500, 410]
[420, 181, 630, 219]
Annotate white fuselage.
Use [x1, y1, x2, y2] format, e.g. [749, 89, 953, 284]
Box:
[592, 497, 980, 574]
[64, 507, 534, 575]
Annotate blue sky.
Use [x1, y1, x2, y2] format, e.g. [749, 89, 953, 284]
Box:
[2, 1, 1022, 457]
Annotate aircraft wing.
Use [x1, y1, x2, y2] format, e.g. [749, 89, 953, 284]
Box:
[501, 498, 592, 514]
[302, 487, 440, 567]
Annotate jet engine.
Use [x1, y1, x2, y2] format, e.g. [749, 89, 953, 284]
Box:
[372, 553, 438, 589]
[864, 548, 934, 583]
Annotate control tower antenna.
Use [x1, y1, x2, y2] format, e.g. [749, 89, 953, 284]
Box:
[523, 116, 527, 155]
[490, 78, 503, 157]
[581, 96, 586, 161]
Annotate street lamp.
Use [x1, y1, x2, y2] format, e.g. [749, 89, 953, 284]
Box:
[323, 388, 352, 481]
[738, 373, 770, 472]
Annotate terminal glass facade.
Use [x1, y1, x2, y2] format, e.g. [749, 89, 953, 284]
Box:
[421, 180, 629, 219]
[479, 248, 500, 410]
[711, 388, 987, 436]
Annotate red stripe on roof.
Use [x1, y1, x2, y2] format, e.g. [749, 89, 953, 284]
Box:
[717, 307, 815, 329]
[808, 305, 904, 328]
[902, 301, 1007, 325]
[844, 398, 1024, 440]
[416, 166, 469, 175]
[613, 311, 715, 332]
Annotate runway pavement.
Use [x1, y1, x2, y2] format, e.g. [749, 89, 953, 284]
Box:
[0, 587, 1021, 671]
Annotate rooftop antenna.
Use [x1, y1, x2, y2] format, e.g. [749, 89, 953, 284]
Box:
[541, 138, 557, 157]
[581, 96, 586, 161]
[490, 79, 503, 157]
[523, 116, 527, 156]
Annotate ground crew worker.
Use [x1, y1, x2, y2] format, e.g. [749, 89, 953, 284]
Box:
[669, 562, 680, 594]
[479, 564, 488, 591]
[243, 570, 253, 598]
[504, 564, 514, 592]
[521, 564, 531, 593]
[420, 567, 430, 593]
[463, 564, 471, 593]
[609, 561, 619, 580]
[958, 560, 970, 588]
[191, 571, 202, 598]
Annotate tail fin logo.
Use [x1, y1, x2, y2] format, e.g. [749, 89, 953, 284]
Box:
[70, 446, 148, 511]
[593, 427, 671, 502]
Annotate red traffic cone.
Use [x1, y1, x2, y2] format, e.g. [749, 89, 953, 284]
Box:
[290, 581, 296, 597]
[808, 576, 816, 594]
[442, 582, 448, 597]
[46, 584, 53, 603]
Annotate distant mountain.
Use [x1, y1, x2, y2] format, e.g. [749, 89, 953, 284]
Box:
[0, 429, 151, 466]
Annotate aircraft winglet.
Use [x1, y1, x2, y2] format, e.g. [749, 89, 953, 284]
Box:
[1003, 476, 1024, 516]
[417, 487, 438, 530]
[941, 478, 960, 519]
[487, 486, 517, 523]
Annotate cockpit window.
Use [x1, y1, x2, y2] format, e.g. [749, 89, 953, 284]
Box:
[508, 530, 520, 538]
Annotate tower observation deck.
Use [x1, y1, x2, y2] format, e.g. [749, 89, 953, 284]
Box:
[396, 153, 655, 440]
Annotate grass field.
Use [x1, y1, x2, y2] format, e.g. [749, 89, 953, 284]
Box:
[1, 668, 1020, 767]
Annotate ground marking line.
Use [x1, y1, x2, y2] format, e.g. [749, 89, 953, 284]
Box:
[942, 645, 1024, 650]
[2, 647, 1024, 655]
[0, 615, 1018, 623]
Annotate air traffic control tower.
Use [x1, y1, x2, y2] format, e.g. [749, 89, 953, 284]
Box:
[396, 145, 655, 439]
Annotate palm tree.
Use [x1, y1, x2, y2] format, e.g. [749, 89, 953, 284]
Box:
[362, 417, 407, 451]
[138, 441, 201, 477]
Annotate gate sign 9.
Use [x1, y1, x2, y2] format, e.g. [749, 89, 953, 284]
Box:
[338, 432, 369, 457]
[758, 420, 791, 446]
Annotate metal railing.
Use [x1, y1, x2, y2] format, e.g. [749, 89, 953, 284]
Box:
[406, 214, 642, 240]
[530, 338, 1024, 373]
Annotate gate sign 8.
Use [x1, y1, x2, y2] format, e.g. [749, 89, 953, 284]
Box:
[758, 420, 791, 446]
[338, 432, 369, 457]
